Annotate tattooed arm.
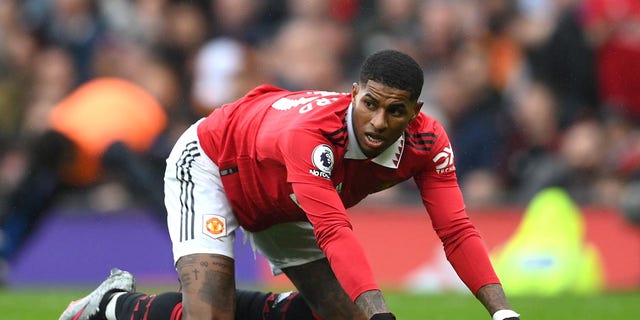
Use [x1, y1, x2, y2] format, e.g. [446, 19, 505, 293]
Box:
[283, 258, 368, 320]
[355, 290, 392, 319]
[176, 253, 236, 320]
[476, 284, 520, 319]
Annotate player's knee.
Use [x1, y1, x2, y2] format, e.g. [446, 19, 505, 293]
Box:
[147, 292, 182, 320]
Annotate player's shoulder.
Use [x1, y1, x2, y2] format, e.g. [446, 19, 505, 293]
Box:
[275, 89, 350, 125]
[270, 89, 350, 147]
[411, 112, 447, 133]
[405, 112, 449, 152]
[247, 84, 289, 96]
[294, 101, 350, 149]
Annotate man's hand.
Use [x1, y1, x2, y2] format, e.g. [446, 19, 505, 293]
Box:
[369, 313, 396, 320]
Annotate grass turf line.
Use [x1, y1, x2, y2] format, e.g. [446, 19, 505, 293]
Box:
[1, 288, 639, 319]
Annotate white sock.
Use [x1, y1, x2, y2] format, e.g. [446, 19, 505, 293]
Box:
[105, 291, 127, 320]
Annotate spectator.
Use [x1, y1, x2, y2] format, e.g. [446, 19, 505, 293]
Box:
[581, 0, 640, 121]
[23, 0, 106, 83]
[206, 0, 280, 45]
[512, 0, 599, 127]
[504, 82, 563, 205]
[359, 0, 420, 57]
[191, 37, 268, 116]
[263, 18, 350, 91]
[0, 46, 77, 212]
[432, 42, 508, 207]
[0, 78, 169, 283]
[557, 119, 614, 205]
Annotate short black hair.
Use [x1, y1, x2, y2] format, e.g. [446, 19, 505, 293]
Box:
[359, 50, 424, 101]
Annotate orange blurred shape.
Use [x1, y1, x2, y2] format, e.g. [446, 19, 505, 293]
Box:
[49, 77, 167, 185]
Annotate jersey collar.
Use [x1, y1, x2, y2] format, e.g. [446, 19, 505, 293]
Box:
[345, 103, 405, 169]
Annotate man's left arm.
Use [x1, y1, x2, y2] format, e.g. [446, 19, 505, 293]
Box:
[417, 179, 519, 319]
[476, 284, 520, 320]
[414, 119, 519, 319]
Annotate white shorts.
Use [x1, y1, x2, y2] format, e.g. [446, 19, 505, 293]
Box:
[164, 121, 326, 273]
[246, 222, 326, 275]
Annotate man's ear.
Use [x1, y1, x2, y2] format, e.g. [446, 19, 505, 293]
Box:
[411, 101, 424, 120]
[351, 82, 359, 99]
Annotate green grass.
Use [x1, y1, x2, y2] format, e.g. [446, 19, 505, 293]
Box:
[1, 286, 638, 319]
[387, 290, 640, 319]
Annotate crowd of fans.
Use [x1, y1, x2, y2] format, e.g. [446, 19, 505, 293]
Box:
[0, 0, 639, 222]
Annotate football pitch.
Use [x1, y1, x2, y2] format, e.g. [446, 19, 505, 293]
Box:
[1, 286, 638, 319]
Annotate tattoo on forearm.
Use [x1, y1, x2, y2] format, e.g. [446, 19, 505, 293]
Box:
[283, 258, 366, 319]
[355, 290, 389, 317]
[179, 272, 192, 288]
[476, 284, 510, 315]
[177, 254, 236, 314]
[197, 269, 234, 310]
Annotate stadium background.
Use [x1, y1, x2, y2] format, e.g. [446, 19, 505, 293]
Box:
[7, 204, 640, 292]
[1, 0, 640, 302]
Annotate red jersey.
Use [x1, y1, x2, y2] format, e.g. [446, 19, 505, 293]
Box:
[197, 84, 499, 300]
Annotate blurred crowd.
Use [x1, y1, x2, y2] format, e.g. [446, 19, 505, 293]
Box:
[1, 0, 640, 222]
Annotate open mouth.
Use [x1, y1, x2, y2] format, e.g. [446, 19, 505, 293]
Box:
[364, 133, 385, 148]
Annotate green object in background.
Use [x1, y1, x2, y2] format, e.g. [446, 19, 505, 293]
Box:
[491, 187, 604, 296]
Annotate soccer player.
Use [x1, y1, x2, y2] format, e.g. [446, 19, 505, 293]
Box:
[60, 50, 520, 320]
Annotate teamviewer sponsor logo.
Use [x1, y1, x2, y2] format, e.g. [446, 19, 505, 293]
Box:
[432, 144, 455, 174]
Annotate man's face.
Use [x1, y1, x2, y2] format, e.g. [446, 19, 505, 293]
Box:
[351, 80, 423, 158]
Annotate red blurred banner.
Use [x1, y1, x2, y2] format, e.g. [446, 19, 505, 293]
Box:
[262, 206, 640, 292]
